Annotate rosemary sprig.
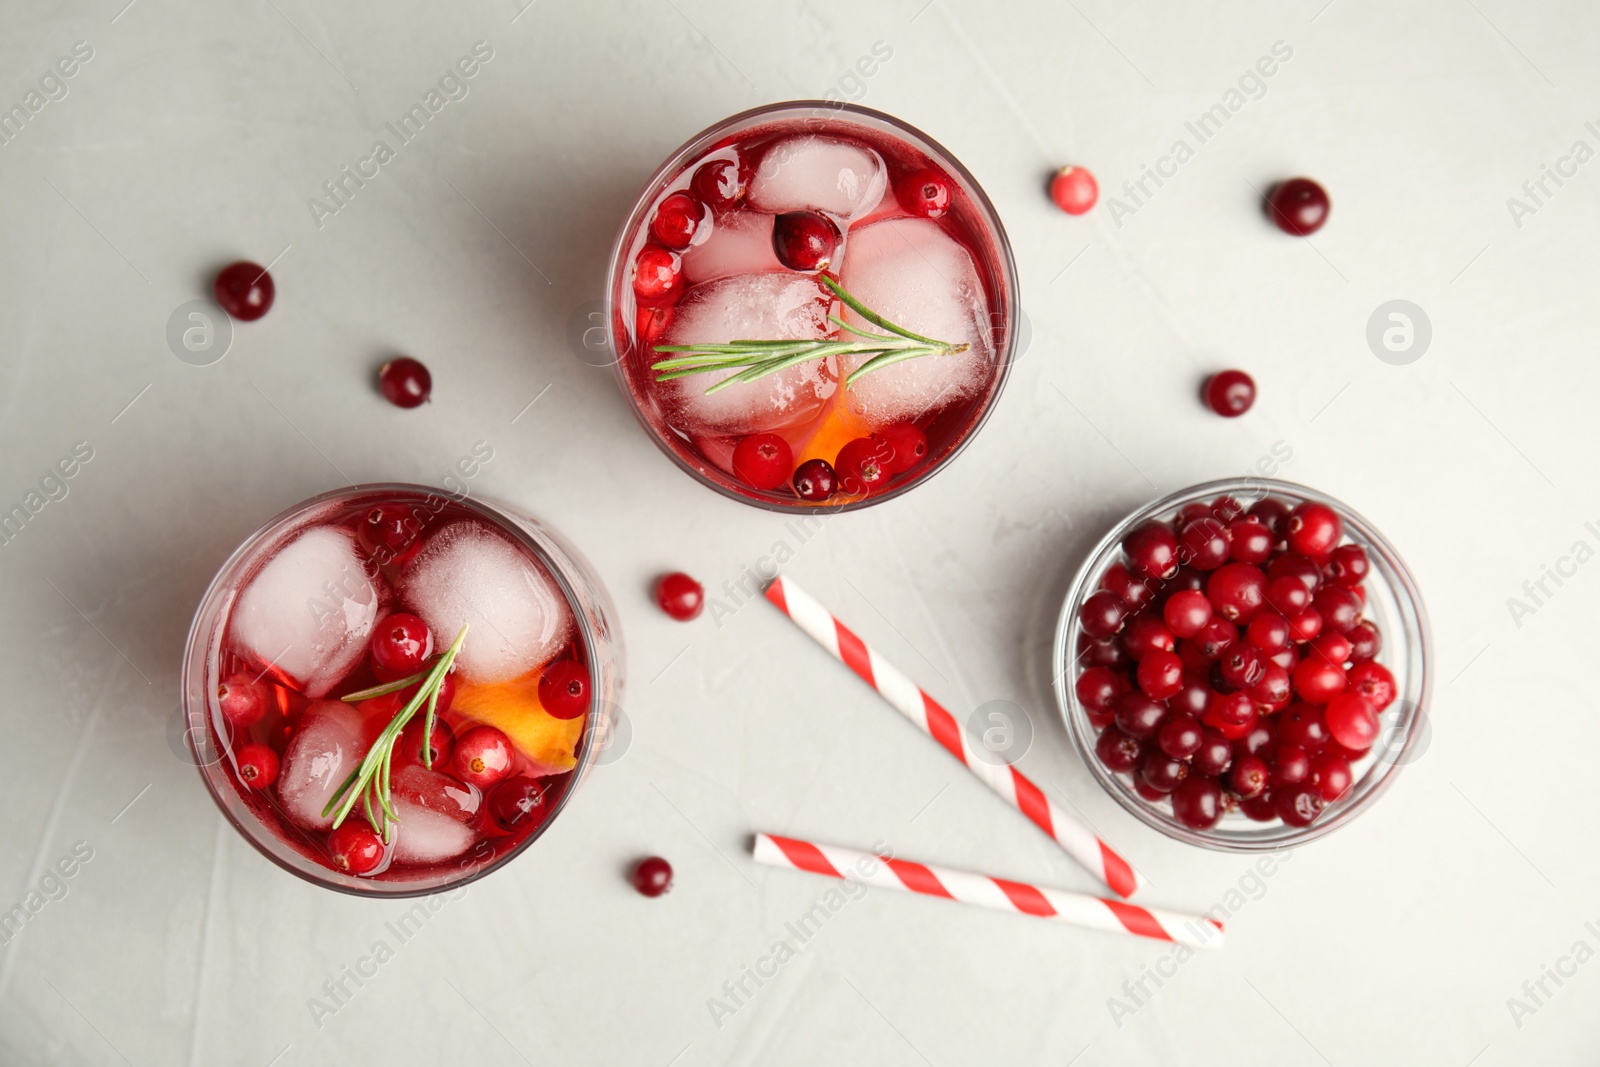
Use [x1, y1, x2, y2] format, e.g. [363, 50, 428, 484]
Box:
[322, 623, 469, 840]
[651, 274, 969, 394]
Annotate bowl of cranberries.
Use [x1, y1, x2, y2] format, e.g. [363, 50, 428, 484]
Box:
[1052, 479, 1430, 850]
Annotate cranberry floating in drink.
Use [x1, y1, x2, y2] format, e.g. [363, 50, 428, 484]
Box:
[182, 484, 621, 894]
[607, 102, 1019, 510]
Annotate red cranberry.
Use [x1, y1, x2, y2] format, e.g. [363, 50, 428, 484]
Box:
[1134, 778, 1169, 802]
[1177, 639, 1211, 676]
[1115, 692, 1168, 740]
[792, 458, 836, 502]
[1096, 727, 1144, 773]
[217, 675, 268, 728]
[1267, 553, 1323, 593]
[1136, 650, 1184, 700]
[1157, 715, 1203, 760]
[1237, 724, 1273, 757]
[371, 613, 432, 676]
[539, 660, 591, 720]
[1049, 166, 1098, 215]
[487, 776, 548, 834]
[1248, 497, 1291, 539]
[649, 191, 705, 250]
[1100, 563, 1156, 612]
[1308, 753, 1353, 802]
[1347, 661, 1397, 710]
[1162, 589, 1213, 639]
[1079, 591, 1129, 639]
[772, 211, 840, 271]
[1229, 754, 1269, 799]
[1266, 178, 1330, 236]
[875, 424, 928, 473]
[1247, 663, 1293, 713]
[1179, 519, 1231, 570]
[897, 169, 954, 219]
[1212, 496, 1246, 522]
[1269, 744, 1311, 787]
[378, 358, 432, 408]
[1123, 521, 1180, 580]
[1325, 544, 1370, 586]
[835, 436, 893, 496]
[1193, 618, 1238, 660]
[1218, 644, 1266, 690]
[1313, 585, 1362, 633]
[1077, 633, 1128, 671]
[1268, 644, 1300, 672]
[732, 433, 794, 490]
[1286, 502, 1342, 559]
[1275, 785, 1326, 827]
[1202, 689, 1254, 733]
[1246, 612, 1291, 653]
[1293, 658, 1346, 702]
[655, 572, 705, 621]
[1206, 563, 1267, 622]
[1122, 614, 1176, 660]
[1203, 371, 1256, 417]
[399, 716, 455, 768]
[1169, 567, 1207, 595]
[1347, 620, 1382, 663]
[452, 726, 515, 789]
[1228, 519, 1275, 564]
[1264, 575, 1311, 616]
[1287, 607, 1324, 644]
[637, 304, 674, 347]
[632, 856, 674, 897]
[214, 261, 275, 321]
[328, 823, 386, 875]
[1170, 677, 1213, 719]
[1324, 693, 1379, 750]
[633, 245, 682, 304]
[1171, 775, 1223, 830]
[235, 743, 280, 789]
[1278, 704, 1330, 756]
[691, 157, 748, 212]
[1076, 666, 1128, 715]
[1241, 790, 1278, 821]
[1192, 728, 1234, 777]
[1139, 751, 1188, 793]
[1309, 633, 1352, 668]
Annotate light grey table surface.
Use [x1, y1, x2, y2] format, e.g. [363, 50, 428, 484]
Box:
[2, 1, 1597, 1064]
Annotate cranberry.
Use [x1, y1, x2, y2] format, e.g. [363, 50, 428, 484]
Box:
[896, 169, 954, 218]
[1229, 754, 1269, 799]
[875, 423, 928, 473]
[1347, 620, 1382, 663]
[1171, 775, 1223, 829]
[452, 726, 515, 789]
[1325, 544, 1370, 586]
[235, 743, 280, 789]
[1324, 693, 1379, 750]
[1136, 650, 1184, 700]
[1275, 785, 1326, 827]
[1286, 502, 1342, 559]
[1266, 178, 1330, 236]
[357, 505, 419, 562]
[1100, 563, 1156, 612]
[1237, 724, 1274, 757]
[1246, 612, 1291, 653]
[1169, 568, 1207, 595]
[1192, 729, 1234, 777]
[1114, 692, 1168, 739]
[1278, 704, 1330, 756]
[1268, 645, 1300, 672]
[1193, 618, 1238, 660]
[1179, 519, 1231, 570]
[1049, 166, 1098, 215]
[327, 822, 386, 874]
[1324, 738, 1371, 762]
[1265, 575, 1311, 616]
[1133, 778, 1169, 802]
[1158, 715, 1203, 760]
[1078, 590, 1128, 639]
[1139, 751, 1188, 793]
[792, 458, 836, 502]
[1247, 663, 1293, 713]
[835, 436, 894, 496]
[378, 358, 432, 408]
[1269, 744, 1310, 787]
[732, 433, 794, 490]
[633, 245, 682, 304]
[1123, 521, 1179, 580]
[1267, 553, 1323, 593]
[691, 157, 749, 212]
[371, 613, 432, 676]
[1170, 677, 1213, 719]
[1309, 633, 1353, 668]
[1120, 614, 1175, 660]
[1218, 644, 1266, 690]
[1095, 727, 1144, 773]
[1287, 607, 1324, 644]
[1248, 497, 1291, 539]
[1077, 633, 1129, 671]
[399, 716, 455, 767]
[632, 856, 674, 897]
[1203, 370, 1256, 417]
[772, 211, 840, 271]
[649, 191, 705, 250]
[1308, 753, 1353, 802]
[1212, 496, 1247, 522]
[539, 660, 591, 719]
[217, 674, 267, 728]
[1176, 639, 1210, 676]
[653, 572, 705, 622]
[1202, 689, 1254, 732]
[1207, 563, 1267, 622]
[1228, 519, 1275, 564]
[1241, 790, 1278, 821]
[1313, 585, 1362, 634]
[1293, 658, 1346, 702]
[487, 776, 549, 834]
[214, 261, 275, 321]
[1347, 661, 1397, 710]
[1162, 589, 1213, 639]
[1076, 666, 1128, 715]
[636, 304, 674, 347]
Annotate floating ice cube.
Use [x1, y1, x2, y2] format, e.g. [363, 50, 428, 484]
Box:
[681, 210, 783, 284]
[232, 526, 380, 698]
[837, 218, 994, 427]
[400, 521, 573, 685]
[390, 763, 482, 824]
[654, 273, 837, 435]
[277, 700, 365, 831]
[749, 136, 886, 219]
[390, 799, 476, 864]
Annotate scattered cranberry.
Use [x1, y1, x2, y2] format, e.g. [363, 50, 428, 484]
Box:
[896, 169, 954, 219]
[632, 855, 674, 897]
[1049, 166, 1098, 215]
[649, 192, 705, 250]
[771, 211, 840, 271]
[235, 743, 280, 789]
[1203, 370, 1256, 418]
[656, 572, 705, 621]
[835, 437, 893, 496]
[371, 613, 433, 676]
[633, 245, 682, 304]
[875, 423, 928, 474]
[487, 776, 549, 834]
[792, 458, 836, 502]
[214, 261, 275, 321]
[328, 823, 386, 875]
[453, 726, 516, 789]
[1079, 590, 1129, 639]
[1171, 775, 1222, 829]
[1123, 521, 1179, 580]
[539, 660, 591, 720]
[732, 433, 794, 490]
[378, 358, 432, 408]
[1266, 178, 1330, 236]
[217, 674, 267, 728]
[691, 157, 748, 212]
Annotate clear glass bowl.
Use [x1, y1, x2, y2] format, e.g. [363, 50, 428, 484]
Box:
[604, 100, 1020, 513]
[1051, 478, 1431, 851]
[180, 484, 623, 896]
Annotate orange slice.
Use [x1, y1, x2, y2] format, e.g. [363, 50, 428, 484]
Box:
[792, 392, 873, 467]
[451, 671, 583, 775]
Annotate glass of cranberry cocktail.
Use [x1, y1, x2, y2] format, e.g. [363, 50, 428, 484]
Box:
[606, 101, 1020, 511]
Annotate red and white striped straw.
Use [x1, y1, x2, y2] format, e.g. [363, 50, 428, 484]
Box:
[754, 833, 1220, 948]
[765, 576, 1143, 899]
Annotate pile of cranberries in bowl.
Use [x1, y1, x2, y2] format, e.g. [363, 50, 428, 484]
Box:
[1056, 480, 1429, 847]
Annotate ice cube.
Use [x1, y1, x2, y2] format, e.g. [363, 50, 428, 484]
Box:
[390, 799, 476, 864]
[277, 700, 365, 831]
[390, 763, 482, 824]
[681, 210, 784, 284]
[400, 521, 573, 685]
[749, 136, 886, 219]
[837, 218, 994, 427]
[653, 273, 837, 435]
[231, 526, 381, 698]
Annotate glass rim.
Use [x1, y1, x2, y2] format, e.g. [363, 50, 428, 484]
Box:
[180, 481, 611, 898]
[603, 98, 1022, 514]
[1050, 477, 1433, 852]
